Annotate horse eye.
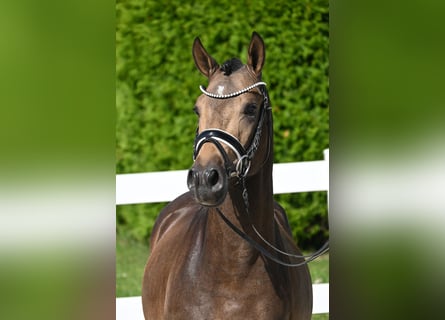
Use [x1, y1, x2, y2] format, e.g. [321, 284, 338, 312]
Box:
[243, 103, 257, 117]
[193, 106, 200, 117]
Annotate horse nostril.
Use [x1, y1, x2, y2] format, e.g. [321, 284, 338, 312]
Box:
[206, 169, 219, 187]
[187, 169, 196, 189]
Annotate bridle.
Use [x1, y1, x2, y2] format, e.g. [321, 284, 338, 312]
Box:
[193, 81, 329, 267]
[194, 81, 269, 179]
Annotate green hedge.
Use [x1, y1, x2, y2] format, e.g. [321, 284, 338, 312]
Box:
[116, 0, 329, 249]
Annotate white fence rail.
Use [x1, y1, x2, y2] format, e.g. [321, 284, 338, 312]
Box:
[116, 149, 329, 317]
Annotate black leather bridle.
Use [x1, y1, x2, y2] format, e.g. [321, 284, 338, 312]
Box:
[193, 81, 329, 267]
[193, 82, 270, 179]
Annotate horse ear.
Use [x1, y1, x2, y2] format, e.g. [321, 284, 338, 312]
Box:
[192, 37, 219, 78]
[247, 32, 265, 76]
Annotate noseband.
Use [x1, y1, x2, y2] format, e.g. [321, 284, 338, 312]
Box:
[193, 81, 270, 179]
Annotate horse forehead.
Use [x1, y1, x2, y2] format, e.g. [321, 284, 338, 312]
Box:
[196, 68, 259, 111]
[207, 68, 252, 93]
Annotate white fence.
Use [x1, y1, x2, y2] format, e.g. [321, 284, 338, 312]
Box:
[116, 149, 329, 318]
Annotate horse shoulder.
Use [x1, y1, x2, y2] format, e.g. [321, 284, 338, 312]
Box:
[149, 191, 199, 247]
[142, 192, 203, 318]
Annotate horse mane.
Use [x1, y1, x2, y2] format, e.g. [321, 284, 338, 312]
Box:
[220, 58, 243, 76]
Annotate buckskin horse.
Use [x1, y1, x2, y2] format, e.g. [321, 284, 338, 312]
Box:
[142, 32, 314, 319]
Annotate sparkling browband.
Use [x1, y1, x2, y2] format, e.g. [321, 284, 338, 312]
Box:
[199, 82, 267, 99]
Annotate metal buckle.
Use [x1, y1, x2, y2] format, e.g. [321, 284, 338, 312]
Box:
[236, 155, 251, 177]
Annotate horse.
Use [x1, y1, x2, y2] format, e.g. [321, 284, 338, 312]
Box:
[142, 32, 313, 319]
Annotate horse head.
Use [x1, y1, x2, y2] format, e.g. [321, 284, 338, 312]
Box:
[187, 32, 271, 207]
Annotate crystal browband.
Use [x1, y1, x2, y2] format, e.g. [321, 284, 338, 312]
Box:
[199, 82, 267, 99]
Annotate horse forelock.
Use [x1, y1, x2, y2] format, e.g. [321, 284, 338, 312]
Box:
[220, 58, 244, 76]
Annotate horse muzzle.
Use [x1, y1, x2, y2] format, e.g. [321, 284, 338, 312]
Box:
[187, 164, 228, 207]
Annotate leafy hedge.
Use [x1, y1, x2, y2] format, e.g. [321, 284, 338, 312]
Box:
[116, 0, 329, 249]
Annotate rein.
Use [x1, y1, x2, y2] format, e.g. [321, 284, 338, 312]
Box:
[231, 176, 329, 267]
[216, 208, 329, 267]
[194, 81, 329, 267]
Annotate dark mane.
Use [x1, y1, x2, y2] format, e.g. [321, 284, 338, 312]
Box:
[220, 58, 243, 76]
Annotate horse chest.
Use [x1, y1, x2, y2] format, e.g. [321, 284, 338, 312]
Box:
[143, 200, 307, 319]
[163, 257, 289, 319]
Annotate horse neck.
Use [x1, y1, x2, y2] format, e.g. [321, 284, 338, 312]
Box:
[243, 151, 275, 238]
[245, 109, 274, 237]
[219, 113, 275, 244]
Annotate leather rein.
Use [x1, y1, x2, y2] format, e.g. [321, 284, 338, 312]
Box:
[194, 82, 329, 267]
